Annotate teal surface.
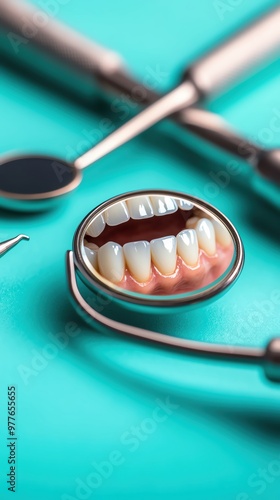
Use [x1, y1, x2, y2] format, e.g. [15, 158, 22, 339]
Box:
[1, 0, 280, 499]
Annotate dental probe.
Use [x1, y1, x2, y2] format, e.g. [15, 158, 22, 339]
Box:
[0, 235, 29, 257]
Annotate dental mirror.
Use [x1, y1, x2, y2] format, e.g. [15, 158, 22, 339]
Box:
[0, 154, 80, 211]
[68, 190, 280, 383]
[73, 190, 242, 308]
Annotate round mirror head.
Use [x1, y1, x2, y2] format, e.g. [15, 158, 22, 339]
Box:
[0, 155, 80, 205]
[75, 190, 244, 308]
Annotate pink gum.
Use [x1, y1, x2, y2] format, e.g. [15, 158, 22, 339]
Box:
[117, 243, 234, 295]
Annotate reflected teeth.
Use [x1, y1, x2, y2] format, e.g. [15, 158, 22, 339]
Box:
[151, 236, 177, 275]
[126, 196, 154, 219]
[84, 243, 99, 271]
[89, 215, 220, 284]
[176, 198, 193, 211]
[211, 220, 231, 247]
[195, 218, 216, 256]
[123, 241, 151, 283]
[186, 216, 199, 229]
[87, 213, 105, 237]
[177, 229, 198, 267]
[86, 195, 195, 238]
[105, 201, 129, 226]
[97, 242, 125, 283]
[193, 211, 232, 248]
[84, 191, 229, 284]
[150, 196, 178, 216]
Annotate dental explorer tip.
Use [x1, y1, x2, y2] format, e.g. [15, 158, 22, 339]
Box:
[18, 234, 30, 241]
[0, 233, 30, 257]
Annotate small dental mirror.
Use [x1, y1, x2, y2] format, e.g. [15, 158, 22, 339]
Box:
[0, 154, 80, 211]
[73, 190, 243, 307]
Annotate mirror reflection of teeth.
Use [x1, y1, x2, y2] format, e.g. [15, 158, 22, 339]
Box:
[87, 213, 105, 237]
[188, 212, 232, 248]
[126, 196, 154, 219]
[86, 196, 193, 237]
[123, 241, 151, 283]
[176, 198, 194, 211]
[150, 236, 177, 276]
[187, 217, 217, 255]
[185, 216, 199, 229]
[84, 216, 231, 286]
[210, 219, 232, 247]
[177, 229, 199, 267]
[150, 195, 178, 216]
[104, 201, 130, 226]
[97, 242, 125, 283]
[83, 243, 99, 272]
[195, 218, 216, 256]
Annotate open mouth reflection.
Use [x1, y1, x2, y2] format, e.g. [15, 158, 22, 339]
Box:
[82, 195, 234, 296]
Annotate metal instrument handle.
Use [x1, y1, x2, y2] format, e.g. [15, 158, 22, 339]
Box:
[185, 7, 280, 96]
[0, 0, 125, 81]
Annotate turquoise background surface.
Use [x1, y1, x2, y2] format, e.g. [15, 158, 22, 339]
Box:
[1, 0, 280, 498]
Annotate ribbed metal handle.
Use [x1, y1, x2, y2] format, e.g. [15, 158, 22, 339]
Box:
[185, 7, 280, 96]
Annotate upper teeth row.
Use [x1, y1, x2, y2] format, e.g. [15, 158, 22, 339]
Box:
[86, 196, 193, 237]
[84, 217, 231, 284]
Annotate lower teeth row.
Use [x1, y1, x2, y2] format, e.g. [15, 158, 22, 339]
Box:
[83, 218, 231, 285]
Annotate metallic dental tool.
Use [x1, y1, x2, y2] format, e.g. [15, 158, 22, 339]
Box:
[0, 1, 279, 211]
[1, 109, 280, 211]
[0, 1, 279, 107]
[67, 189, 280, 383]
[1, 2, 278, 383]
[0, 234, 29, 257]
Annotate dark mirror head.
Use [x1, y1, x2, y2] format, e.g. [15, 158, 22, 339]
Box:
[0, 155, 79, 199]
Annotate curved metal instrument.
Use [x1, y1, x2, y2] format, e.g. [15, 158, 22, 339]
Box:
[0, 234, 29, 257]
